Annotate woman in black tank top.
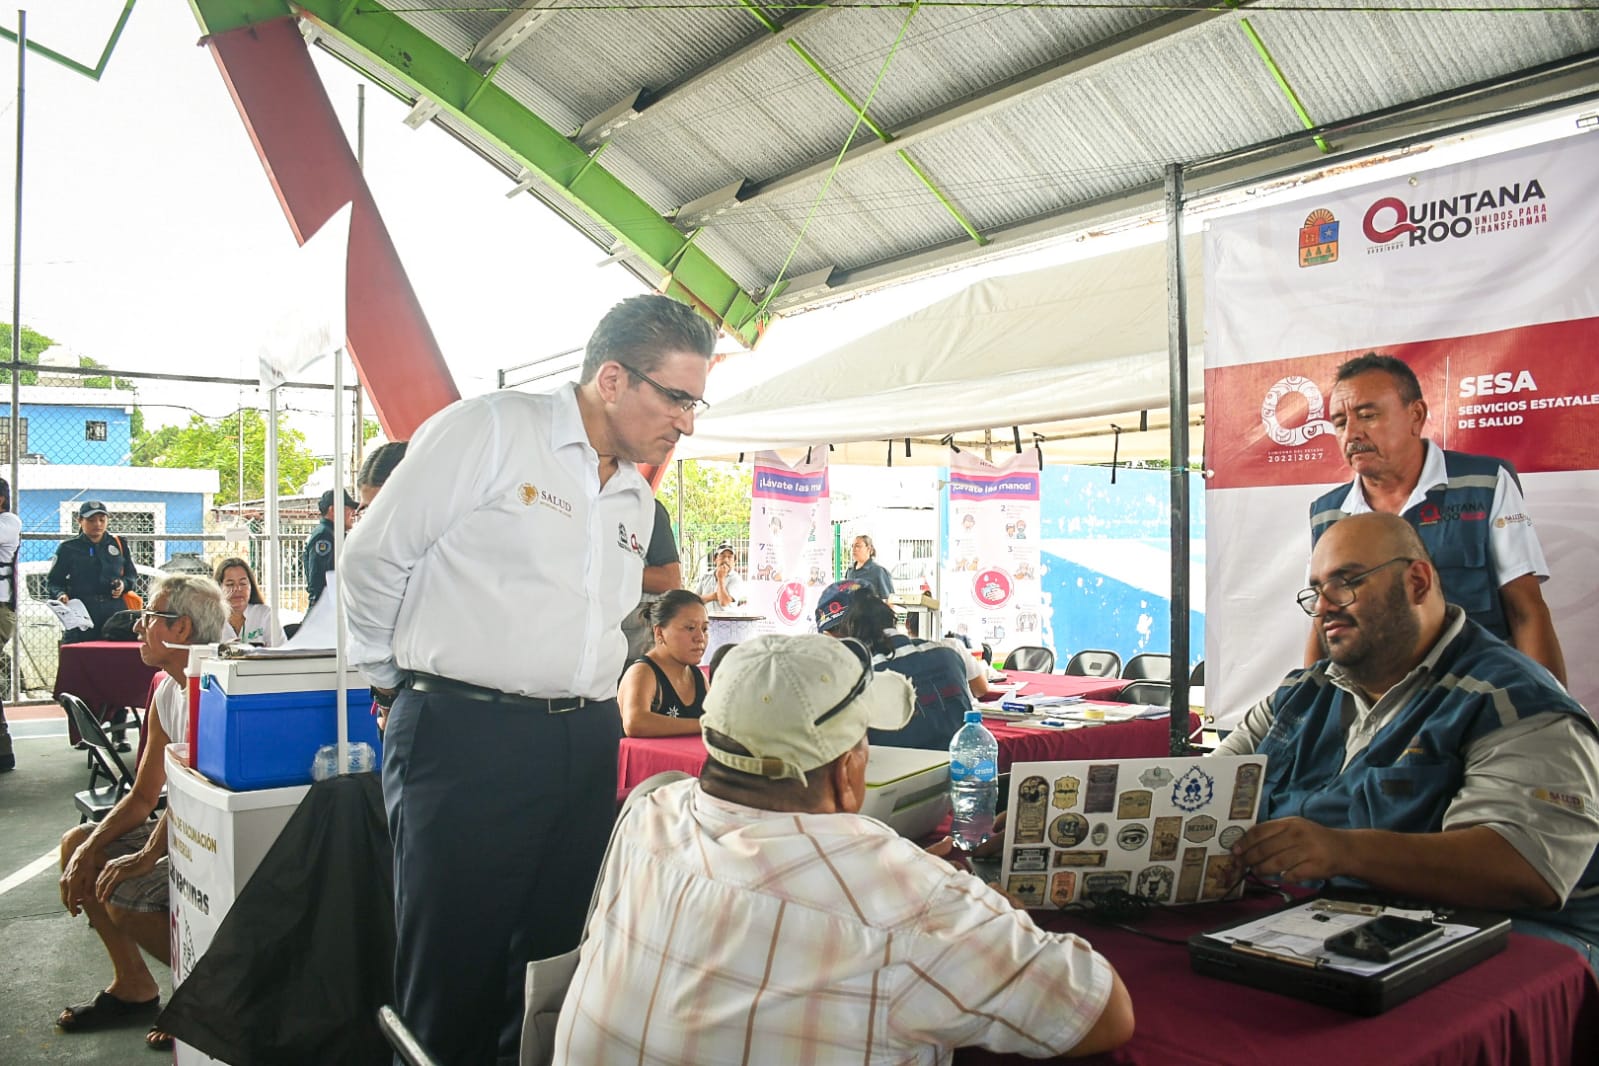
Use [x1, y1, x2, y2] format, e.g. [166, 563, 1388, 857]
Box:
[619, 590, 709, 737]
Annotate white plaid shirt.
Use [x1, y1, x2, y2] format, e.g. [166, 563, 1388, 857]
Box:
[553, 780, 1113, 1065]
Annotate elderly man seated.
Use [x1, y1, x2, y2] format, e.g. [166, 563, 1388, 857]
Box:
[554, 633, 1133, 1063]
[55, 575, 227, 1051]
[1221, 512, 1599, 968]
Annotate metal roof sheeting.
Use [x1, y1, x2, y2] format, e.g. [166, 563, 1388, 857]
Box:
[301, 1, 1599, 327]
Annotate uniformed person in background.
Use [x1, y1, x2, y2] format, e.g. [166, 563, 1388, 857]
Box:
[303, 489, 356, 607]
[48, 501, 139, 644]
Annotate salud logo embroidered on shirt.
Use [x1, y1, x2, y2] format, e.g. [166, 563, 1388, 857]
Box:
[521, 482, 573, 516]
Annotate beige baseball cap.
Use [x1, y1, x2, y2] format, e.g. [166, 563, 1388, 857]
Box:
[702, 633, 914, 783]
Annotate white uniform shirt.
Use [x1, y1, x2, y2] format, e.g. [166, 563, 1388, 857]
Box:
[222, 602, 285, 647]
[152, 673, 186, 746]
[1333, 439, 1549, 586]
[341, 384, 651, 699]
[0, 510, 19, 604]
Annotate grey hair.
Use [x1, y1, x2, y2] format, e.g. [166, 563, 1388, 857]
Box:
[155, 574, 227, 643]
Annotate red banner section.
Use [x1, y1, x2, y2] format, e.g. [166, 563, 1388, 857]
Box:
[1205, 316, 1599, 489]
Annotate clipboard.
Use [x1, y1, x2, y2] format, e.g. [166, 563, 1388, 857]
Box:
[1188, 895, 1511, 1015]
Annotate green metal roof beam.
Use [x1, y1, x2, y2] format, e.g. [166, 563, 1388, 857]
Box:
[1236, 15, 1332, 154]
[1, 0, 137, 82]
[897, 149, 985, 245]
[190, 0, 766, 345]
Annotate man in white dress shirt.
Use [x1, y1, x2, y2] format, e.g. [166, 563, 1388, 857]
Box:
[342, 294, 716, 1065]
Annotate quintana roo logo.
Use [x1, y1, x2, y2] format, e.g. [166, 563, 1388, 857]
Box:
[1261, 376, 1335, 447]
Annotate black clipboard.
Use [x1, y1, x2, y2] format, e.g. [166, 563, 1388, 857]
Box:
[1187, 895, 1511, 1015]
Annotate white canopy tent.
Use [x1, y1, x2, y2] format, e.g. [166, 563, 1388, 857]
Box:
[678, 237, 1204, 466]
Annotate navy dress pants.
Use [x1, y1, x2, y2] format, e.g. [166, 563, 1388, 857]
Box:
[382, 688, 620, 1065]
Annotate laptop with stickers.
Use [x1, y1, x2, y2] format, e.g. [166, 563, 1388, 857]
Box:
[998, 754, 1267, 909]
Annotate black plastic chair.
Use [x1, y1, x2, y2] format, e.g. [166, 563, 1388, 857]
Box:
[378, 1006, 442, 1066]
[1189, 659, 1205, 686]
[980, 643, 993, 665]
[1005, 645, 1055, 673]
[1063, 649, 1121, 678]
[60, 692, 137, 823]
[1122, 653, 1172, 682]
[1114, 680, 1173, 708]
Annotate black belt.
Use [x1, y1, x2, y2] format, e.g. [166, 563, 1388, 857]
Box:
[408, 673, 591, 714]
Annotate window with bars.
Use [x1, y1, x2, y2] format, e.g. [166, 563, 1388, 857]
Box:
[899, 538, 934, 561]
[108, 512, 158, 566]
[0, 416, 27, 462]
[86, 420, 108, 441]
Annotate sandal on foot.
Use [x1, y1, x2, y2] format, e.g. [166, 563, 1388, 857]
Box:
[56, 989, 160, 1032]
[146, 1027, 175, 1051]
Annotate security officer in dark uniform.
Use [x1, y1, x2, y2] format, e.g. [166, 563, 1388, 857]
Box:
[304, 489, 356, 606]
[48, 501, 139, 644]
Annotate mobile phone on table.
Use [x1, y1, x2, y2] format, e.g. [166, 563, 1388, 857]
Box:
[1323, 915, 1444, 962]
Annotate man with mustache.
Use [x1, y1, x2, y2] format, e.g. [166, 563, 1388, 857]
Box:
[342, 294, 716, 1065]
[1224, 512, 1599, 969]
[1305, 353, 1564, 682]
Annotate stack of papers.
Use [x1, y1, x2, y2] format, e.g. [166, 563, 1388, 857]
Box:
[999, 695, 1083, 714]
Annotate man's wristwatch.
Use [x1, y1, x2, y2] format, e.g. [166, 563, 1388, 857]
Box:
[372, 686, 398, 710]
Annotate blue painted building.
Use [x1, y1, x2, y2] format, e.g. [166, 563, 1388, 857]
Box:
[5, 387, 218, 566]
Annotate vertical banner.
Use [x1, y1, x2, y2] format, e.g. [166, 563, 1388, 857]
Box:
[942, 449, 1043, 657]
[747, 448, 832, 633]
[1204, 135, 1599, 726]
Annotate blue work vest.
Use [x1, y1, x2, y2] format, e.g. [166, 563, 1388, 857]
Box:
[1258, 620, 1599, 895]
[1310, 449, 1515, 638]
[869, 635, 973, 752]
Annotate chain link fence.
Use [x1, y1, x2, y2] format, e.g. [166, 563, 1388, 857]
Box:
[677, 521, 747, 591]
[3, 361, 364, 702]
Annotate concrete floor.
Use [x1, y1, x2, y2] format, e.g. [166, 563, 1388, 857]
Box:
[0, 732, 172, 1065]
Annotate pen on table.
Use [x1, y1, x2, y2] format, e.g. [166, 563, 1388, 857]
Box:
[1232, 940, 1325, 969]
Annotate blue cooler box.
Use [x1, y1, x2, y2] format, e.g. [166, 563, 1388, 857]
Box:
[198, 656, 381, 790]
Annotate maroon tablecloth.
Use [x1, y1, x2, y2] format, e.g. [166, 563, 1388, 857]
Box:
[955, 894, 1599, 1066]
[54, 641, 161, 745]
[617, 713, 1197, 793]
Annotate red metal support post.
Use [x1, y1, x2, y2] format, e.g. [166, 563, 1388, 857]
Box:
[203, 17, 459, 438]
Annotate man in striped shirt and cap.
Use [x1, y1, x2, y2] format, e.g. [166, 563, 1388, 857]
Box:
[554, 633, 1133, 1064]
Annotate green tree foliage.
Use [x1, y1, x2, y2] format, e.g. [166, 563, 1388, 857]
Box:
[131, 409, 318, 505]
[656, 460, 752, 528]
[0, 323, 134, 389]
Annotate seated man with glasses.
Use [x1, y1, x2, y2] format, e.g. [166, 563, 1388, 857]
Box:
[1219, 512, 1599, 970]
[55, 575, 227, 1051]
[554, 633, 1134, 1063]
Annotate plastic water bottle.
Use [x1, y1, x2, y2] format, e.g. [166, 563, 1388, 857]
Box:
[949, 710, 999, 852]
[312, 741, 376, 781]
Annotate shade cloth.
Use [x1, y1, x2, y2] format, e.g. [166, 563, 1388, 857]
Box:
[679, 237, 1204, 466]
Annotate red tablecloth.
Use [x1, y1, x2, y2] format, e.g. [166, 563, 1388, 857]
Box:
[617, 713, 1197, 793]
[955, 894, 1599, 1066]
[54, 641, 161, 745]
